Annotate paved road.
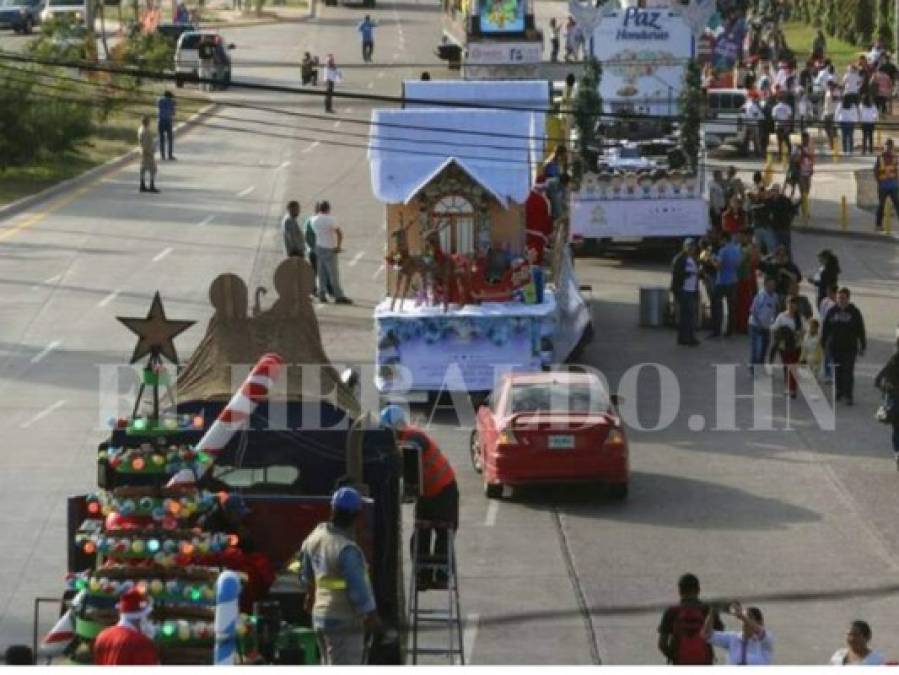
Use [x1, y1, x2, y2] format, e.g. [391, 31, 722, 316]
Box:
[2, 0, 899, 665]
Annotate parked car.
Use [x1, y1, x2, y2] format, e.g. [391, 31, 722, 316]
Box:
[0, 0, 43, 34]
[174, 30, 233, 89]
[471, 370, 629, 499]
[39, 0, 85, 23]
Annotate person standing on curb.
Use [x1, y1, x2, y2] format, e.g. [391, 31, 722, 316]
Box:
[670, 239, 700, 347]
[874, 335, 899, 469]
[324, 54, 342, 113]
[282, 200, 305, 258]
[874, 138, 899, 232]
[358, 15, 376, 63]
[137, 116, 159, 194]
[310, 201, 352, 304]
[657, 573, 722, 665]
[298, 487, 382, 665]
[548, 18, 560, 62]
[198, 35, 215, 92]
[156, 90, 176, 161]
[822, 287, 866, 405]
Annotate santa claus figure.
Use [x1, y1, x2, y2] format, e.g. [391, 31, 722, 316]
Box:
[93, 588, 160, 665]
[524, 180, 553, 265]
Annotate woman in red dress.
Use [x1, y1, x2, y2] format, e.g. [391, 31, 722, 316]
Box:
[721, 195, 747, 235]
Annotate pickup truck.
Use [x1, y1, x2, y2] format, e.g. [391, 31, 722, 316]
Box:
[703, 88, 754, 154]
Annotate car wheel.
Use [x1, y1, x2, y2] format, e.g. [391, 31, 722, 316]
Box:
[609, 483, 628, 500]
[484, 481, 502, 499]
[469, 431, 482, 474]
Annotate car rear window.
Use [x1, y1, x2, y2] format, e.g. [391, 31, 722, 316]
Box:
[48, 0, 82, 6]
[510, 381, 609, 414]
[180, 34, 202, 49]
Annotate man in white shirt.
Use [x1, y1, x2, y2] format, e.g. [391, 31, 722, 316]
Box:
[742, 95, 765, 156]
[310, 200, 352, 304]
[323, 54, 341, 113]
[830, 620, 885, 665]
[703, 603, 774, 666]
[814, 64, 834, 92]
[821, 81, 840, 146]
[772, 96, 793, 159]
[842, 65, 862, 103]
[671, 239, 700, 346]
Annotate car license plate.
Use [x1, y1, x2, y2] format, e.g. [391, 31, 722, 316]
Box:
[548, 435, 574, 450]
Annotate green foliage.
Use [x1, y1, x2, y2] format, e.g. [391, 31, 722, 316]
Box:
[115, 30, 175, 74]
[29, 14, 95, 62]
[572, 56, 602, 176]
[679, 60, 701, 172]
[253, 0, 266, 14]
[876, 0, 893, 50]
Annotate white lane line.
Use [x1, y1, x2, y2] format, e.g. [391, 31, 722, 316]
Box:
[484, 500, 499, 527]
[197, 215, 215, 227]
[348, 251, 365, 267]
[44, 273, 62, 284]
[97, 290, 119, 307]
[30, 339, 61, 364]
[333, 120, 342, 129]
[278, 160, 291, 170]
[461, 613, 480, 665]
[237, 185, 256, 198]
[366, 81, 374, 89]
[302, 141, 321, 153]
[20, 399, 66, 428]
[343, 107, 354, 114]
[377, 71, 385, 79]
[372, 263, 385, 279]
[152, 247, 173, 263]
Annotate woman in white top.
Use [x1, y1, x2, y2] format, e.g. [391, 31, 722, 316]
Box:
[821, 82, 841, 147]
[771, 295, 805, 398]
[835, 98, 860, 155]
[859, 95, 879, 155]
[830, 620, 886, 665]
[842, 65, 862, 103]
[702, 602, 774, 665]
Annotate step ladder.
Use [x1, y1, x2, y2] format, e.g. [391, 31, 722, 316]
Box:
[407, 519, 464, 665]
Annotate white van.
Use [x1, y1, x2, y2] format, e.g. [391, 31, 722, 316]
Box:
[40, 0, 86, 23]
[174, 31, 233, 89]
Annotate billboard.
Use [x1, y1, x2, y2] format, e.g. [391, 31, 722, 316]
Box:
[478, 0, 524, 33]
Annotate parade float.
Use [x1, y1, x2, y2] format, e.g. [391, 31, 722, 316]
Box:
[368, 108, 590, 394]
[37, 259, 403, 665]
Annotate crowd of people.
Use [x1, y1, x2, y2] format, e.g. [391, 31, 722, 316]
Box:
[658, 573, 890, 665]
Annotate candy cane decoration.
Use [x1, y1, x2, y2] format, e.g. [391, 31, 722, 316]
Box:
[213, 570, 241, 666]
[168, 353, 283, 487]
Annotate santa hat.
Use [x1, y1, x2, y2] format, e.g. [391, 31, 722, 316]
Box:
[117, 589, 151, 619]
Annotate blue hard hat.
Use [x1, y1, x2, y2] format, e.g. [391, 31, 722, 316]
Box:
[331, 486, 362, 513]
[379, 404, 408, 429]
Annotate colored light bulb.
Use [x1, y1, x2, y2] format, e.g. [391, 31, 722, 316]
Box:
[133, 418, 146, 430]
[147, 539, 160, 553]
[192, 416, 204, 429]
[190, 587, 201, 602]
[162, 622, 175, 637]
[152, 454, 165, 466]
[227, 534, 239, 548]
[75, 578, 87, 590]
[131, 457, 145, 471]
[168, 501, 181, 515]
[83, 541, 96, 554]
[181, 542, 194, 555]
[87, 502, 100, 514]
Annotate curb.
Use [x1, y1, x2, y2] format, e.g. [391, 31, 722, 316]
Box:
[0, 102, 220, 222]
[203, 10, 313, 29]
[798, 225, 899, 243]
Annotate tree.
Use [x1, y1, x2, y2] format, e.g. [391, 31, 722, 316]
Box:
[572, 56, 602, 179]
[876, 0, 893, 50]
[679, 59, 702, 173]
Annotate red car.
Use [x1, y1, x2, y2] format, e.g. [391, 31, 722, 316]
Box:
[470, 370, 629, 499]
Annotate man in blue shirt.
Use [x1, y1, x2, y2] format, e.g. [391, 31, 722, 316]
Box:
[299, 487, 381, 665]
[358, 15, 376, 63]
[710, 234, 742, 337]
[156, 91, 176, 161]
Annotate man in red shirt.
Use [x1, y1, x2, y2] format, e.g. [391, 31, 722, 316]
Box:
[93, 589, 160, 665]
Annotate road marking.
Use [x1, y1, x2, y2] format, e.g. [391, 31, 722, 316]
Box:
[0, 182, 94, 243]
[348, 251, 364, 267]
[97, 290, 119, 307]
[461, 613, 480, 665]
[333, 121, 342, 129]
[303, 141, 320, 153]
[237, 186, 256, 198]
[377, 71, 385, 79]
[30, 339, 61, 364]
[20, 399, 66, 428]
[278, 160, 291, 170]
[372, 263, 385, 279]
[343, 107, 354, 114]
[32, 273, 62, 290]
[197, 215, 215, 227]
[367, 81, 374, 89]
[484, 500, 499, 527]
[152, 247, 173, 263]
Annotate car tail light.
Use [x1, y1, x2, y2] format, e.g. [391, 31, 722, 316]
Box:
[605, 428, 625, 446]
[497, 429, 518, 445]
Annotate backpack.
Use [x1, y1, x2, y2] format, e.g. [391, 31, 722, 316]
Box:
[671, 604, 712, 665]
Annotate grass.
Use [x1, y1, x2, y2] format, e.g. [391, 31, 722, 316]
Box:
[0, 87, 207, 207]
[781, 21, 865, 72]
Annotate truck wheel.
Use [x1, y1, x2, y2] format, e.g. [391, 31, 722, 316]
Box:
[484, 481, 502, 499]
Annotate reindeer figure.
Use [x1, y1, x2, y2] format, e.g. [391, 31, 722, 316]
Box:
[425, 231, 475, 312]
[388, 217, 431, 312]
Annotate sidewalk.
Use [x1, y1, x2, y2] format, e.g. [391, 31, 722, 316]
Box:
[707, 137, 899, 243]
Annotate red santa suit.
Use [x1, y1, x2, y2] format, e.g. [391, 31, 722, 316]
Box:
[93, 589, 159, 666]
[525, 185, 553, 265]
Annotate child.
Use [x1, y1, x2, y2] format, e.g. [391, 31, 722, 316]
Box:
[800, 318, 824, 379]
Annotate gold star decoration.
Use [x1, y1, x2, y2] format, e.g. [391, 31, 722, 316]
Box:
[117, 292, 195, 365]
